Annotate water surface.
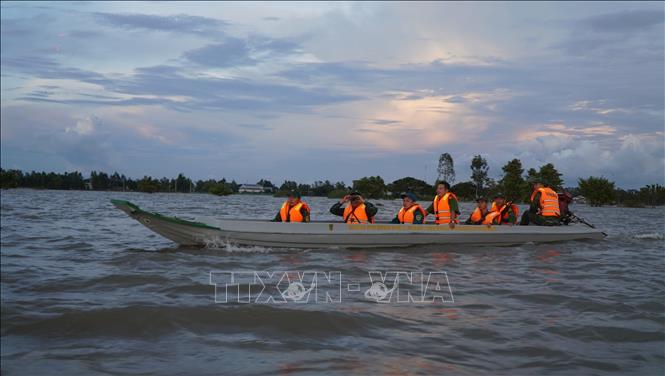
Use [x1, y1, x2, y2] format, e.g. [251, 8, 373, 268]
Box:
[1, 189, 664, 375]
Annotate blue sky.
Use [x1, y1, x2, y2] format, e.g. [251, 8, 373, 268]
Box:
[1, 1, 663, 188]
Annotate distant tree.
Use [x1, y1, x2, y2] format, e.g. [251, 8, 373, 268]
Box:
[450, 181, 476, 201]
[90, 171, 110, 190]
[257, 179, 274, 188]
[538, 163, 563, 191]
[279, 180, 298, 192]
[387, 177, 434, 199]
[437, 153, 455, 185]
[311, 180, 335, 196]
[297, 183, 312, 196]
[0, 169, 23, 188]
[353, 176, 387, 199]
[498, 159, 526, 202]
[578, 176, 616, 206]
[137, 176, 160, 193]
[208, 182, 233, 196]
[470, 155, 489, 198]
[639, 184, 665, 206]
[175, 173, 193, 193]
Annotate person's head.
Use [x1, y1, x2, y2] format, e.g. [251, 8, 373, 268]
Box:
[349, 191, 363, 207]
[493, 193, 506, 207]
[287, 191, 301, 205]
[400, 192, 417, 208]
[533, 182, 544, 190]
[436, 181, 451, 196]
[476, 197, 488, 211]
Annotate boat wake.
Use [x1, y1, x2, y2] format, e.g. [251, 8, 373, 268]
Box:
[202, 237, 307, 253]
[632, 232, 664, 240]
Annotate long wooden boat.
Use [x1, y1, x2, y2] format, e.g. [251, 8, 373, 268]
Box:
[111, 199, 605, 248]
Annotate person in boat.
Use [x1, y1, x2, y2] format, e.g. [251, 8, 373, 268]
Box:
[426, 181, 460, 227]
[490, 193, 519, 225]
[329, 191, 377, 224]
[465, 197, 491, 225]
[520, 180, 561, 226]
[391, 192, 427, 224]
[272, 191, 311, 223]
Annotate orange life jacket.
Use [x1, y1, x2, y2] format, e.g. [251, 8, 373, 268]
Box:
[279, 201, 308, 222]
[397, 204, 427, 224]
[482, 210, 502, 225]
[469, 207, 487, 224]
[433, 192, 459, 224]
[343, 203, 373, 224]
[531, 187, 560, 217]
[492, 202, 520, 224]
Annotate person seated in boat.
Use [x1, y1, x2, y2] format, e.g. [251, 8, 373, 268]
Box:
[426, 181, 460, 228]
[329, 191, 377, 224]
[391, 192, 427, 224]
[272, 191, 311, 223]
[520, 180, 561, 226]
[490, 193, 519, 225]
[465, 197, 490, 225]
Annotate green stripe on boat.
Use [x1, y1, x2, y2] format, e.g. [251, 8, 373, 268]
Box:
[110, 199, 220, 230]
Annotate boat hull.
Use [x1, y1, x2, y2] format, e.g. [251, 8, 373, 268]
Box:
[111, 200, 606, 248]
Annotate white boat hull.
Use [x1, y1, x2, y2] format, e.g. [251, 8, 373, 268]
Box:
[111, 200, 606, 248]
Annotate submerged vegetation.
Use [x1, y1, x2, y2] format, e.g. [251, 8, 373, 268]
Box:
[2, 154, 663, 206]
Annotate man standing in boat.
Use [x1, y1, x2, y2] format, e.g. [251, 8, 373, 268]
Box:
[391, 192, 427, 224]
[520, 180, 561, 226]
[329, 191, 377, 224]
[426, 181, 460, 227]
[272, 191, 311, 223]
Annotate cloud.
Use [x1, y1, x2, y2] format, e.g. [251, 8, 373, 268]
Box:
[184, 39, 256, 67]
[517, 132, 664, 187]
[584, 9, 664, 33]
[94, 12, 227, 35]
[66, 115, 99, 136]
[183, 37, 301, 67]
[1, 56, 111, 86]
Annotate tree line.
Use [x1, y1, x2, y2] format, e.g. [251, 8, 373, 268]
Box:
[2, 154, 663, 207]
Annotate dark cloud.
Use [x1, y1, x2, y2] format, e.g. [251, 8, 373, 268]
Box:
[183, 37, 300, 67]
[94, 12, 227, 35]
[584, 9, 664, 33]
[370, 119, 402, 126]
[1, 56, 112, 86]
[184, 39, 256, 67]
[4, 56, 361, 112]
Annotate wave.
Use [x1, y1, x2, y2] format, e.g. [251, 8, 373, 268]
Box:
[4, 304, 407, 339]
[632, 233, 664, 240]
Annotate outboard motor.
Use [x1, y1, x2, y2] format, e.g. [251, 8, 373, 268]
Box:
[558, 191, 574, 225]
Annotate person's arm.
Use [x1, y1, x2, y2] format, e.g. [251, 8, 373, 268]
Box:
[449, 198, 460, 215]
[413, 209, 425, 224]
[329, 202, 345, 216]
[426, 203, 434, 214]
[300, 207, 311, 222]
[529, 192, 541, 214]
[505, 208, 516, 224]
[390, 215, 400, 224]
[364, 202, 378, 218]
[271, 211, 282, 222]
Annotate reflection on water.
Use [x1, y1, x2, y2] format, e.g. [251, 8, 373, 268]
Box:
[1, 189, 664, 375]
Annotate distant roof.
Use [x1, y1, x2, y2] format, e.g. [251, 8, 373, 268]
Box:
[240, 184, 264, 188]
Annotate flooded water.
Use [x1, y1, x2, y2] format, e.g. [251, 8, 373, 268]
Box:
[1, 189, 664, 375]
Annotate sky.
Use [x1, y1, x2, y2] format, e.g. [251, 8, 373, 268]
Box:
[1, 1, 663, 188]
